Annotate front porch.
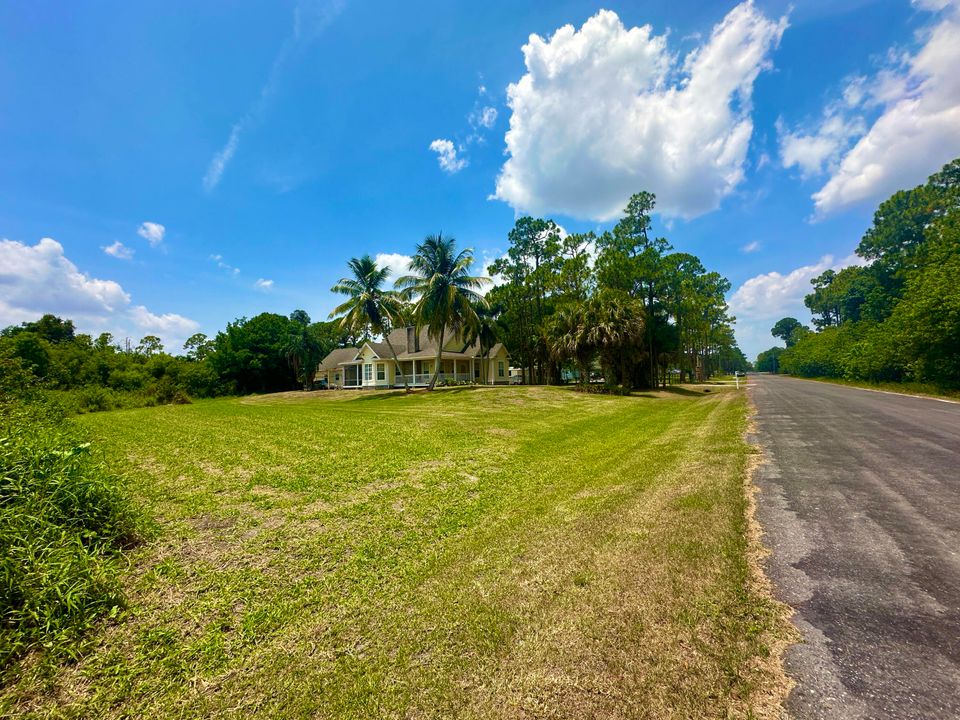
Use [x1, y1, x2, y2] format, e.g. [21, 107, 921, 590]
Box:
[394, 358, 478, 387]
[332, 358, 483, 388]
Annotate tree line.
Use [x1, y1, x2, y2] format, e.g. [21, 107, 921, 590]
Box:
[327, 191, 748, 393]
[0, 312, 357, 412]
[489, 192, 747, 388]
[1, 190, 748, 410]
[756, 158, 959, 389]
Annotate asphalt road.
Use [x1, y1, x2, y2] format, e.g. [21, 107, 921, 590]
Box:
[750, 375, 960, 719]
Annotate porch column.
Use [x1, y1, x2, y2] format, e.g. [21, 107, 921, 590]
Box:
[413, 359, 418, 385]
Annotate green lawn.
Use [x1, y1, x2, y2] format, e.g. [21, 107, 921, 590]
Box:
[4, 386, 789, 719]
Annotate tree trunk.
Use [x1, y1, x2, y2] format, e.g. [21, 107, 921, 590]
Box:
[427, 327, 445, 391]
[384, 337, 409, 392]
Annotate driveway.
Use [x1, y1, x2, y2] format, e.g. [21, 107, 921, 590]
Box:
[749, 375, 960, 719]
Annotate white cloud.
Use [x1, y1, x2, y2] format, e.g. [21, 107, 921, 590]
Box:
[136, 221, 166, 247]
[728, 252, 866, 357]
[494, 3, 788, 221]
[429, 138, 468, 173]
[103, 241, 134, 260]
[209, 253, 240, 275]
[782, 1, 960, 215]
[203, 123, 242, 192]
[374, 252, 412, 283]
[778, 109, 866, 179]
[254, 278, 274, 291]
[129, 306, 200, 339]
[0, 237, 199, 350]
[742, 240, 761, 253]
[201, 2, 344, 191]
[473, 106, 498, 129]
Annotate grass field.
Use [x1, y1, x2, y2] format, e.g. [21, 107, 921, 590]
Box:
[3, 385, 789, 719]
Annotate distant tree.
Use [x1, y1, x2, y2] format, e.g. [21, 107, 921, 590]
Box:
[289, 309, 311, 327]
[94, 332, 115, 352]
[771, 318, 805, 347]
[463, 303, 499, 384]
[331, 255, 410, 390]
[756, 346, 784, 373]
[8, 333, 51, 378]
[183, 333, 213, 361]
[1, 314, 76, 343]
[548, 303, 595, 386]
[587, 291, 647, 388]
[208, 313, 298, 394]
[136, 335, 163, 357]
[396, 234, 487, 390]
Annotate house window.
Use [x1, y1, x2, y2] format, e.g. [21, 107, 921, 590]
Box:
[335, 373, 340, 382]
[498, 361, 505, 378]
[376, 363, 385, 381]
[364, 364, 372, 382]
[395, 365, 402, 376]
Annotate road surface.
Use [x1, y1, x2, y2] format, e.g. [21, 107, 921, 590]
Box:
[750, 375, 960, 719]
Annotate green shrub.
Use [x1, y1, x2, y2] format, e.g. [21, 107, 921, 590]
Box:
[0, 396, 143, 671]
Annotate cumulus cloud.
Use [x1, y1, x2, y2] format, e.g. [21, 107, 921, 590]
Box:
[429, 139, 468, 173]
[780, 1, 960, 216]
[254, 278, 274, 291]
[742, 240, 761, 253]
[137, 221, 165, 247]
[129, 305, 199, 339]
[494, 3, 788, 221]
[728, 252, 866, 356]
[373, 252, 412, 283]
[778, 109, 866, 179]
[0, 237, 199, 350]
[103, 241, 134, 260]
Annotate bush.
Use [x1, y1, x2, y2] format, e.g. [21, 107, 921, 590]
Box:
[0, 396, 143, 671]
[574, 383, 631, 395]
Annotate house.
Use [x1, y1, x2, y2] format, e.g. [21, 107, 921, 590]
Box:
[317, 326, 510, 389]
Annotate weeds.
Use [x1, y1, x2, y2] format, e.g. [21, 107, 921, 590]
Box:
[0, 384, 143, 671]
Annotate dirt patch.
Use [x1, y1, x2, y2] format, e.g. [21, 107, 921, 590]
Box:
[741, 395, 799, 718]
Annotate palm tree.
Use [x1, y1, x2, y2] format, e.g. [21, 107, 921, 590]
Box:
[586, 292, 646, 388]
[330, 255, 410, 390]
[549, 303, 594, 387]
[396, 234, 488, 390]
[464, 303, 498, 384]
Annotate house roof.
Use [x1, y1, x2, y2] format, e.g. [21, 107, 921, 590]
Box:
[316, 327, 509, 370]
[317, 347, 359, 371]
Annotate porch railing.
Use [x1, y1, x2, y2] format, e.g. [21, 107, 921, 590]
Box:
[395, 372, 476, 386]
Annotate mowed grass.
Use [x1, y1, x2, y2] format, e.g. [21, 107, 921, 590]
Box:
[3, 385, 788, 719]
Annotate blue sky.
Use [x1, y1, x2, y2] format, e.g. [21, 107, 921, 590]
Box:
[2, 0, 959, 359]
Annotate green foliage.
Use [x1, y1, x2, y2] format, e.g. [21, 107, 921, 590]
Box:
[0, 392, 142, 670]
[755, 347, 784, 373]
[396, 234, 487, 390]
[780, 157, 960, 389]
[493, 194, 741, 390]
[771, 317, 804, 347]
[330, 256, 411, 388]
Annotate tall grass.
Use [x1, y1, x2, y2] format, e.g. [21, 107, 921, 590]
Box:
[0, 358, 143, 672]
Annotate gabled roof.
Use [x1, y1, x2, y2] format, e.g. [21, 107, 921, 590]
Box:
[317, 327, 510, 370]
[317, 347, 358, 371]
